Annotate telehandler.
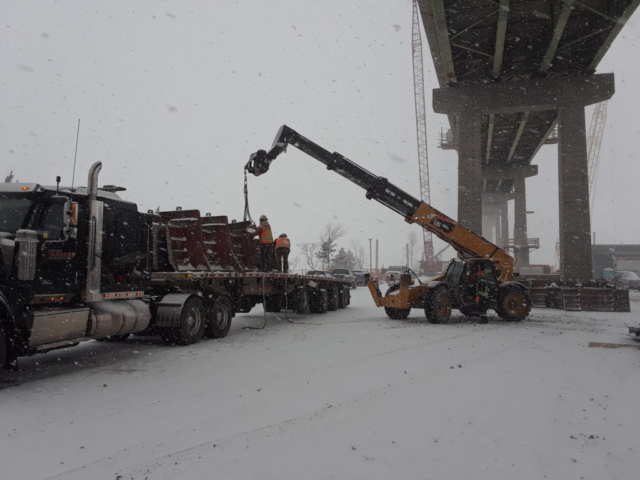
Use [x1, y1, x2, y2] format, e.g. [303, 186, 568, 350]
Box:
[246, 125, 531, 324]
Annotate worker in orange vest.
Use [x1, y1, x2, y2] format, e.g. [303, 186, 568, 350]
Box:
[254, 215, 274, 271]
[275, 233, 291, 273]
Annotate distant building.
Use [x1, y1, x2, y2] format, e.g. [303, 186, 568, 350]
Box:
[592, 244, 640, 278]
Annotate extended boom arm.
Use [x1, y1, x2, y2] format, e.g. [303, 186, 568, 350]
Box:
[246, 125, 515, 281]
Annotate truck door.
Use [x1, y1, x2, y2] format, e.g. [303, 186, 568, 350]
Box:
[33, 197, 85, 298]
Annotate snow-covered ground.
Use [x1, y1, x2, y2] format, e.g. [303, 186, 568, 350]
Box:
[2, 290, 640, 480]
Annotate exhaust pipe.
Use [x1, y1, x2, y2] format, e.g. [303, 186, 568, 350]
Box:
[86, 162, 103, 302]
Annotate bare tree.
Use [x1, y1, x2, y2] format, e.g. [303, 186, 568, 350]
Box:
[288, 256, 301, 272]
[317, 222, 347, 269]
[407, 231, 419, 270]
[300, 242, 319, 270]
[349, 238, 365, 269]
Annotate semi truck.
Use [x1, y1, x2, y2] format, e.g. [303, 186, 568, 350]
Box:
[246, 125, 532, 324]
[0, 163, 350, 370]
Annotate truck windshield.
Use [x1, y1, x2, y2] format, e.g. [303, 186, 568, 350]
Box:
[0, 195, 34, 233]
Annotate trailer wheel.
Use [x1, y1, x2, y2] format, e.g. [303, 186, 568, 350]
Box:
[96, 333, 131, 342]
[496, 285, 531, 322]
[162, 297, 206, 346]
[265, 295, 283, 313]
[309, 288, 328, 314]
[424, 285, 452, 324]
[294, 287, 309, 314]
[384, 307, 411, 319]
[327, 286, 340, 311]
[205, 296, 232, 339]
[337, 286, 347, 309]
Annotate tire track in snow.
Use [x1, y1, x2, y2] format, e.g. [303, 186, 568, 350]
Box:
[47, 326, 558, 480]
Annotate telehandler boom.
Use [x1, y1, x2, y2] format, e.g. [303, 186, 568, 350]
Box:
[247, 125, 531, 323]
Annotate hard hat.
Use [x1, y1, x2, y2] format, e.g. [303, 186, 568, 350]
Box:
[279, 233, 287, 238]
[259, 215, 268, 220]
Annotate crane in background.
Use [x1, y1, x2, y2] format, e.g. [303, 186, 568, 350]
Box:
[412, 0, 439, 273]
[587, 101, 608, 212]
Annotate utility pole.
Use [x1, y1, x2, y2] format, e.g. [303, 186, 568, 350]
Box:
[369, 238, 373, 272]
[375, 239, 379, 270]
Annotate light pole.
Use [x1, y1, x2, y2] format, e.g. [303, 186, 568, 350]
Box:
[369, 238, 373, 272]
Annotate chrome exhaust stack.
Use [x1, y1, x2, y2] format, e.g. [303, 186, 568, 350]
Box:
[86, 162, 103, 302]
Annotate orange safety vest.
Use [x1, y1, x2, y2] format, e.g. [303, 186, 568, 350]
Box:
[258, 222, 273, 244]
[275, 237, 290, 249]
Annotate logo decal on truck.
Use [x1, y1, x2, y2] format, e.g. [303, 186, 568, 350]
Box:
[428, 213, 456, 234]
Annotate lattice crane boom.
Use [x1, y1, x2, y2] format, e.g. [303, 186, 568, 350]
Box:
[587, 101, 608, 210]
[412, 0, 438, 272]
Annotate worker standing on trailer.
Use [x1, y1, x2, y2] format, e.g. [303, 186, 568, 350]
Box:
[275, 233, 291, 273]
[255, 215, 274, 271]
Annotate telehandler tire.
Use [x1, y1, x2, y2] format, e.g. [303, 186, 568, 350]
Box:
[424, 285, 452, 324]
[496, 285, 531, 322]
[384, 307, 411, 320]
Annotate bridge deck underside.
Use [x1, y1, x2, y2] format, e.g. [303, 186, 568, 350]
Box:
[420, 0, 639, 193]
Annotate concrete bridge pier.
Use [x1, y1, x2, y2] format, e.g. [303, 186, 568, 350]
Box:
[433, 74, 615, 282]
[513, 176, 530, 268]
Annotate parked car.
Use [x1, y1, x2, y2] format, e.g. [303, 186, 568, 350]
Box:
[351, 269, 367, 286]
[306, 270, 333, 278]
[384, 270, 403, 283]
[614, 270, 640, 290]
[331, 268, 357, 289]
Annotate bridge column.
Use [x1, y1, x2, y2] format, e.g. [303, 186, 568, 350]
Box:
[500, 202, 509, 249]
[513, 176, 530, 268]
[558, 105, 592, 282]
[457, 112, 483, 234]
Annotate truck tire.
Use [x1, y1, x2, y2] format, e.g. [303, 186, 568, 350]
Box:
[496, 285, 531, 322]
[162, 297, 206, 346]
[294, 287, 309, 314]
[205, 295, 232, 339]
[265, 295, 283, 313]
[384, 306, 411, 319]
[0, 326, 7, 369]
[309, 288, 328, 314]
[424, 285, 452, 324]
[327, 286, 340, 311]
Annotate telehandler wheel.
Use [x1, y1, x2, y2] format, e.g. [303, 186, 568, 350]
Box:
[205, 295, 233, 339]
[496, 285, 531, 322]
[162, 297, 206, 346]
[327, 286, 340, 311]
[96, 333, 131, 342]
[309, 288, 328, 314]
[424, 285, 452, 324]
[384, 306, 411, 320]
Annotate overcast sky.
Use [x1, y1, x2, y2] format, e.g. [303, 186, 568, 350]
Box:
[2, 0, 639, 269]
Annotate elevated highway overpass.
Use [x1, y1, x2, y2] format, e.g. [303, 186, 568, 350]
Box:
[417, 0, 639, 281]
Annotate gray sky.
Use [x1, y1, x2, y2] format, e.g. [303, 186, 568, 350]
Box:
[2, 0, 639, 269]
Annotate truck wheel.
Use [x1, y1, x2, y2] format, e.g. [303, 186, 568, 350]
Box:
[294, 287, 309, 314]
[309, 288, 328, 314]
[162, 297, 206, 346]
[337, 286, 346, 309]
[327, 286, 339, 311]
[384, 307, 411, 319]
[496, 285, 531, 322]
[205, 296, 232, 339]
[265, 295, 283, 313]
[0, 326, 7, 369]
[424, 285, 452, 324]
[96, 333, 131, 342]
